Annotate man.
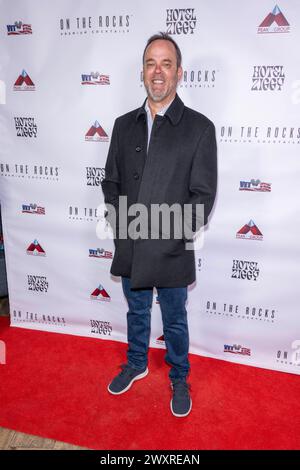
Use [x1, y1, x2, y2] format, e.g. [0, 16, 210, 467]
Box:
[101, 33, 217, 417]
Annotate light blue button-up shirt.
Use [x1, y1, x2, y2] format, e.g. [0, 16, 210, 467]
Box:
[145, 98, 174, 150]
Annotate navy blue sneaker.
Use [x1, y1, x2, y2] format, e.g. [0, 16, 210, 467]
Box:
[108, 364, 148, 395]
[170, 380, 192, 417]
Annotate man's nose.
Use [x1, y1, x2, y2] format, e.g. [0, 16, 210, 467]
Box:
[154, 63, 162, 73]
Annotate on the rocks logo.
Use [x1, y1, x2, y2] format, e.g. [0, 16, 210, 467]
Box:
[90, 284, 111, 301]
[14, 117, 37, 137]
[81, 72, 110, 85]
[22, 203, 45, 215]
[89, 248, 112, 259]
[12, 309, 66, 326]
[224, 344, 251, 356]
[14, 70, 35, 91]
[166, 8, 196, 34]
[0, 163, 59, 181]
[28, 275, 49, 293]
[59, 15, 131, 36]
[231, 260, 260, 281]
[206, 300, 276, 323]
[86, 167, 105, 186]
[26, 239, 46, 256]
[180, 68, 217, 88]
[85, 121, 109, 142]
[7, 21, 32, 35]
[239, 179, 271, 192]
[258, 5, 290, 34]
[251, 66, 285, 91]
[236, 220, 263, 241]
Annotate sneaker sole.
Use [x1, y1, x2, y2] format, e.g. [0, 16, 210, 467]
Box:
[107, 367, 149, 395]
[170, 398, 192, 418]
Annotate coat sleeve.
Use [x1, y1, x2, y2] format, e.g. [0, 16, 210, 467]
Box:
[185, 122, 217, 237]
[101, 118, 120, 210]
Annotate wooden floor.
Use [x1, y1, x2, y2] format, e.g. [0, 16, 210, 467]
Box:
[0, 296, 88, 450]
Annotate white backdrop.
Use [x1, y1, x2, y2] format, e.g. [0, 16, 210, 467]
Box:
[1, 0, 300, 375]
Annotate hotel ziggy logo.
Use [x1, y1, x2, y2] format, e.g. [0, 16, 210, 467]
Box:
[14, 117, 37, 137]
[251, 66, 285, 91]
[166, 8, 196, 34]
[28, 275, 49, 293]
[231, 260, 260, 281]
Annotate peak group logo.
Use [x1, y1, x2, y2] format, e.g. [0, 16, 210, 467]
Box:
[258, 5, 290, 34]
[27, 239, 46, 256]
[7, 21, 32, 35]
[81, 72, 110, 85]
[90, 284, 111, 302]
[85, 121, 109, 142]
[239, 179, 271, 192]
[236, 220, 263, 241]
[166, 8, 196, 34]
[14, 70, 35, 91]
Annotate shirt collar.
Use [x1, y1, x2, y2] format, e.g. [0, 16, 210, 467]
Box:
[136, 93, 185, 125]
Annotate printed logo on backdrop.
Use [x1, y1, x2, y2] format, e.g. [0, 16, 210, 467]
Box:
[166, 8, 196, 34]
[156, 335, 165, 346]
[7, 21, 32, 35]
[180, 69, 218, 88]
[197, 258, 202, 272]
[85, 121, 109, 142]
[26, 240, 46, 256]
[236, 220, 263, 241]
[12, 309, 66, 326]
[28, 275, 49, 293]
[86, 167, 105, 186]
[90, 320, 112, 336]
[59, 15, 131, 36]
[14, 70, 35, 91]
[251, 66, 285, 91]
[68, 205, 100, 221]
[276, 342, 300, 368]
[0, 164, 59, 181]
[258, 5, 290, 34]
[14, 117, 37, 138]
[81, 72, 110, 85]
[22, 203, 45, 215]
[231, 260, 260, 281]
[219, 125, 300, 144]
[239, 179, 271, 192]
[224, 344, 251, 356]
[89, 248, 112, 259]
[205, 300, 276, 323]
[90, 284, 111, 302]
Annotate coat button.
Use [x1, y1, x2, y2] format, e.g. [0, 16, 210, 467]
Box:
[133, 172, 139, 180]
[135, 146, 142, 152]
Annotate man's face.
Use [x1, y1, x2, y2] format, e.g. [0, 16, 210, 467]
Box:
[143, 39, 182, 105]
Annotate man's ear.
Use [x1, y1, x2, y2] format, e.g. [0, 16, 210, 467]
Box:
[177, 66, 183, 82]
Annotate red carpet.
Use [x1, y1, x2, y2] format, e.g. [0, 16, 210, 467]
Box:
[0, 316, 299, 450]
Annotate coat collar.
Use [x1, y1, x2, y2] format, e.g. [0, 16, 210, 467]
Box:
[136, 93, 184, 125]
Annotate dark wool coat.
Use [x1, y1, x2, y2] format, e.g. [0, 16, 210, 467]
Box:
[101, 94, 217, 288]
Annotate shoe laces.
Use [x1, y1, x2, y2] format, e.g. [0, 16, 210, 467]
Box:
[119, 363, 135, 377]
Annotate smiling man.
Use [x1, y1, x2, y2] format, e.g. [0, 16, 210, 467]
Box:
[101, 33, 217, 418]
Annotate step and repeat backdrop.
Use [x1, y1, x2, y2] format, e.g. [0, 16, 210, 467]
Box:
[1, 0, 300, 375]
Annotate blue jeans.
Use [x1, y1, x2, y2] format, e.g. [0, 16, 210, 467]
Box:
[122, 277, 190, 381]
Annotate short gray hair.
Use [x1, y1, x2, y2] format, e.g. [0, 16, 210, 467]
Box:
[143, 32, 182, 69]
